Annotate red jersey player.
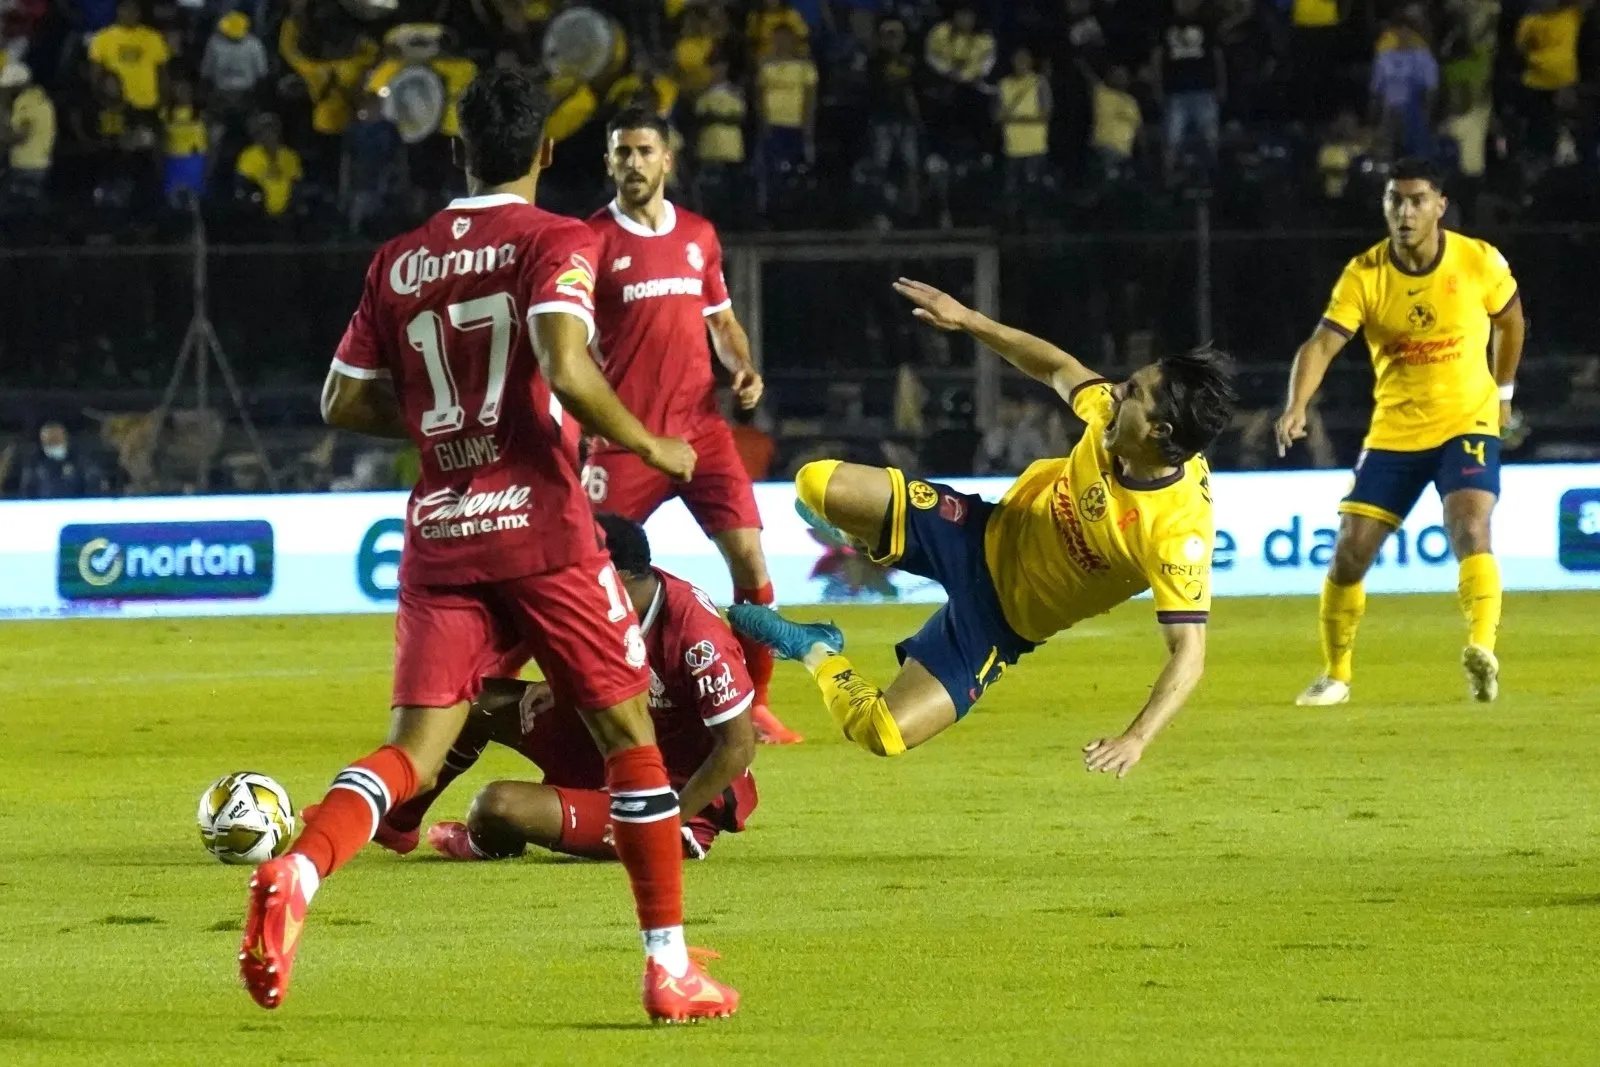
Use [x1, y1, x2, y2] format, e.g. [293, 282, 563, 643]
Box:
[584, 106, 802, 746]
[366, 514, 759, 863]
[237, 70, 738, 1023]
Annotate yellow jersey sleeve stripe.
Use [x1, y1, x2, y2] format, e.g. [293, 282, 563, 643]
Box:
[1338, 500, 1404, 528]
[1156, 610, 1209, 625]
[870, 467, 909, 566]
[1319, 315, 1355, 339]
[1490, 288, 1520, 318]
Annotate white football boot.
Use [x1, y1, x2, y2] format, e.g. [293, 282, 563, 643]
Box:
[1295, 676, 1351, 707]
[1462, 644, 1500, 703]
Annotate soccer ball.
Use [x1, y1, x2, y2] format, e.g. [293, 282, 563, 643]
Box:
[198, 772, 296, 865]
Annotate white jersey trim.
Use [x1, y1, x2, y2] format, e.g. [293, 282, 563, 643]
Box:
[639, 578, 667, 634]
[608, 198, 678, 238]
[702, 299, 733, 317]
[702, 690, 754, 727]
[527, 302, 596, 345]
[447, 192, 529, 210]
[330, 358, 390, 380]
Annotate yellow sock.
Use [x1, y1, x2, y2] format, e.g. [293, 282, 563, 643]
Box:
[1457, 552, 1501, 652]
[1320, 577, 1366, 684]
[810, 653, 907, 757]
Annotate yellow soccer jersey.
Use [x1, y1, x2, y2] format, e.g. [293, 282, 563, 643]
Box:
[1320, 231, 1518, 451]
[982, 380, 1215, 644]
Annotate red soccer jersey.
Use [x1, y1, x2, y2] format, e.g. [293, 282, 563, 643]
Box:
[638, 568, 753, 779]
[333, 193, 605, 586]
[587, 199, 733, 436]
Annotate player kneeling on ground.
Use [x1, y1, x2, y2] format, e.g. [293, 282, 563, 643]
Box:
[730, 280, 1235, 777]
[334, 514, 760, 862]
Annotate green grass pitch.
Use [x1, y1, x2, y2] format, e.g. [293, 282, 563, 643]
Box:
[3, 592, 1599, 1066]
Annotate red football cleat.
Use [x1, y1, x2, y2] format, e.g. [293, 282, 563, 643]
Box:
[751, 705, 804, 745]
[426, 821, 486, 861]
[238, 855, 311, 1010]
[643, 949, 740, 1023]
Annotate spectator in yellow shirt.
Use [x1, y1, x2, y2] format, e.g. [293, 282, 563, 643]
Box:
[695, 57, 746, 166]
[0, 62, 55, 200]
[924, 4, 996, 149]
[757, 24, 816, 168]
[606, 52, 680, 120]
[88, 1, 169, 113]
[279, 0, 380, 140]
[235, 114, 303, 218]
[995, 46, 1050, 196]
[546, 73, 598, 144]
[1084, 63, 1142, 174]
[1515, 0, 1586, 156]
[748, 0, 810, 60]
[675, 6, 721, 96]
[162, 79, 207, 203]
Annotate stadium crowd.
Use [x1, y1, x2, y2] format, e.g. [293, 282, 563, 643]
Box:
[0, 0, 1596, 241]
[2, 0, 1598, 497]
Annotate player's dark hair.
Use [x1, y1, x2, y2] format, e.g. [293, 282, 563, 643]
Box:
[1152, 347, 1238, 463]
[1389, 156, 1444, 193]
[456, 67, 551, 186]
[596, 513, 652, 578]
[606, 106, 672, 145]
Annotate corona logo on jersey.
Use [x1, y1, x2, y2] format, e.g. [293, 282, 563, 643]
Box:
[389, 243, 517, 296]
[410, 484, 532, 540]
[58, 521, 274, 601]
[620, 277, 705, 303]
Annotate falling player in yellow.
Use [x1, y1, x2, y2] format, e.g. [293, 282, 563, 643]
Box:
[1275, 156, 1525, 706]
[728, 279, 1237, 777]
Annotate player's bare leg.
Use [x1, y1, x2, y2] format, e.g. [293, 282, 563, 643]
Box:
[1444, 488, 1501, 701]
[240, 702, 467, 1008]
[582, 694, 738, 1022]
[427, 780, 567, 860]
[1296, 515, 1390, 706]
[795, 460, 896, 550]
[712, 526, 802, 743]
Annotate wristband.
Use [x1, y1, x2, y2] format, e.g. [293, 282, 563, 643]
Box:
[1498, 384, 1515, 401]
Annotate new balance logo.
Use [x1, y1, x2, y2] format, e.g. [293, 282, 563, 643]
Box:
[611, 255, 632, 272]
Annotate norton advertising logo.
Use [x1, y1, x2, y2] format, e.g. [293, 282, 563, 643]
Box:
[58, 521, 274, 601]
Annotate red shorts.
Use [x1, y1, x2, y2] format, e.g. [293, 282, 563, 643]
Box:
[391, 556, 649, 712]
[548, 770, 758, 860]
[584, 418, 761, 535]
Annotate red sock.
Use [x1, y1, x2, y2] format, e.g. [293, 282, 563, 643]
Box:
[604, 745, 683, 931]
[384, 733, 485, 833]
[293, 745, 419, 878]
[734, 583, 776, 707]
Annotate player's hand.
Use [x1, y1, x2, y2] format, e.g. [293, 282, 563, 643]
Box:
[645, 435, 697, 481]
[893, 278, 974, 332]
[1083, 734, 1146, 778]
[681, 824, 707, 861]
[731, 366, 764, 410]
[1274, 407, 1308, 458]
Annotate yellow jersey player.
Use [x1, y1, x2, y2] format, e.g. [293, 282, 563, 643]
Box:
[1275, 156, 1525, 706]
[728, 279, 1237, 777]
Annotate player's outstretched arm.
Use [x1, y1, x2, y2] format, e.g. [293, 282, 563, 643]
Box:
[531, 312, 696, 481]
[1275, 324, 1349, 457]
[1083, 623, 1206, 778]
[892, 278, 1100, 402]
[674, 710, 757, 851]
[321, 367, 409, 439]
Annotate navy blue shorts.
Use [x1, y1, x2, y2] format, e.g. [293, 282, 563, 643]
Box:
[1341, 434, 1501, 527]
[874, 470, 1037, 720]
